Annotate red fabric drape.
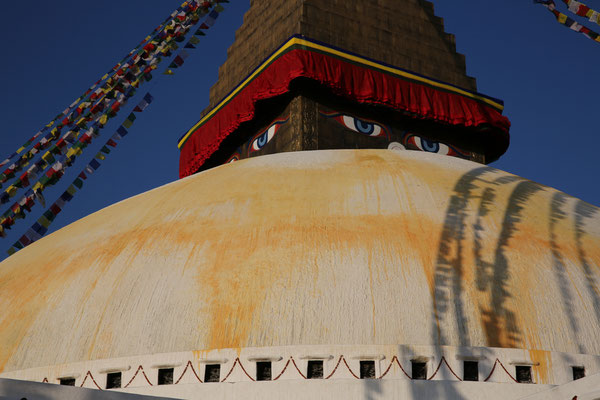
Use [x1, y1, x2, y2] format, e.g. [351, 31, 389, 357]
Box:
[179, 48, 510, 178]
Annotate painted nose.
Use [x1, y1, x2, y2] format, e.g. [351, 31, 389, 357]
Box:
[388, 142, 405, 152]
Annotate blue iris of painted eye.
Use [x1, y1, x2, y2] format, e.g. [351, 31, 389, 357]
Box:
[354, 119, 375, 135]
[420, 138, 439, 153]
[256, 132, 268, 149]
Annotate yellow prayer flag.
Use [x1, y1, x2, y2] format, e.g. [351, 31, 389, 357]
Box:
[101, 73, 109, 80]
[16, 146, 25, 153]
[66, 148, 80, 158]
[99, 114, 108, 125]
[558, 13, 568, 24]
[32, 182, 43, 192]
[6, 186, 17, 197]
[95, 153, 106, 161]
[46, 121, 54, 128]
[38, 215, 51, 228]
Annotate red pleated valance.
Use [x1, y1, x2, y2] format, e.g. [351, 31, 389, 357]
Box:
[179, 36, 510, 178]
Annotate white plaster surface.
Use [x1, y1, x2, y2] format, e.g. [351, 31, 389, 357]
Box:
[0, 150, 598, 399]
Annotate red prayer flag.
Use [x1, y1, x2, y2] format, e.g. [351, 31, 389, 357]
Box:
[50, 203, 62, 215]
[577, 5, 590, 16]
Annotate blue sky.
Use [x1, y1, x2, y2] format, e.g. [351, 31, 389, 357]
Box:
[0, 1, 598, 257]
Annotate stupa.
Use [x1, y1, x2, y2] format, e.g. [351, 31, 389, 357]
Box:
[1, 1, 599, 399]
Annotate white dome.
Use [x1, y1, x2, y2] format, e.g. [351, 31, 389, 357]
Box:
[0, 149, 599, 374]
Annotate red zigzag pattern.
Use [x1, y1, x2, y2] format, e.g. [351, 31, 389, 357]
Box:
[54, 355, 519, 389]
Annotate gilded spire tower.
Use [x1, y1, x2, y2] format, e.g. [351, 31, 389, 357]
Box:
[177, 0, 510, 176]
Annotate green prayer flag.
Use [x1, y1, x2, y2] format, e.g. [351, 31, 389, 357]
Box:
[7, 247, 16, 256]
[100, 145, 111, 154]
[190, 36, 201, 45]
[39, 176, 51, 186]
[122, 119, 134, 129]
[43, 210, 56, 222]
[66, 185, 76, 196]
[42, 152, 55, 164]
[14, 241, 23, 250]
[73, 178, 84, 189]
[38, 215, 51, 228]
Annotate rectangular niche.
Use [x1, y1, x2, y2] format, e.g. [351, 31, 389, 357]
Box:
[158, 368, 174, 385]
[204, 364, 221, 383]
[307, 360, 323, 379]
[463, 361, 478, 381]
[59, 377, 76, 386]
[360, 360, 376, 379]
[411, 361, 427, 380]
[256, 361, 272, 381]
[572, 366, 585, 381]
[106, 372, 122, 389]
[515, 366, 532, 383]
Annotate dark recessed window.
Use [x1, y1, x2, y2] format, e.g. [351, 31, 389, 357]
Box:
[59, 377, 76, 386]
[463, 361, 479, 381]
[204, 364, 221, 382]
[412, 361, 427, 380]
[572, 366, 585, 380]
[515, 366, 532, 383]
[360, 360, 376, 379]
[106, 372, 122, 389]
[307, 360, 323, 379]
[256, 361, 272, 381]
[158, 368, 174, 385]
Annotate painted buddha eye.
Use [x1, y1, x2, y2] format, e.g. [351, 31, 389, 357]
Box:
[320, 111, 390, 139]
[341, 116, 388, 138]
[226, 154, 240, 163]
[406, 135, 466, 157]
[249, 117, 289, 153]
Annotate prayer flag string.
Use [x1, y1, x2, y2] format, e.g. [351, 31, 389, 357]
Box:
[0, 12, 169, 171]
[2, 1, 227, 248]
[0, 1, 226, 242]
[560, 0, 600, 26]
[5, 92, 154, 255]
[0, 1, 220, 190]
[535, 0, 600, 42]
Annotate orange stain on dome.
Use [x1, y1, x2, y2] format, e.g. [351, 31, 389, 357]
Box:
[0, 150, 599, 372]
